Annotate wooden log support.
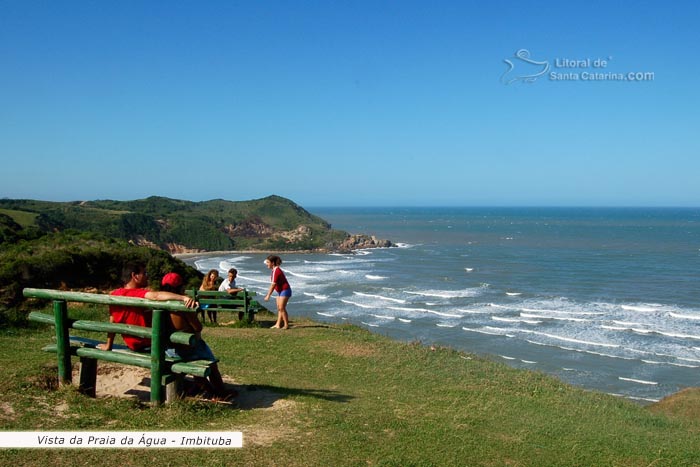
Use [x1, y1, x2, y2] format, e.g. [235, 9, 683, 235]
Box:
[78, 357, 97, 397]
[150, 309, 166, 406]
[165, 376, 183, 402]
[73, 347, 152, 368]
[53, 300, 72, 385]
[24, 288, 190, 312]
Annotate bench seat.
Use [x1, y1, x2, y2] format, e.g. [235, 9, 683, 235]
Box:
[188, 289, 268, 323]
[40, 336, 216, 378]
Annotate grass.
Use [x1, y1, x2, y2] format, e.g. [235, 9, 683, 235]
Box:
[0, 209, 38, 227]
[1, 306, 699, 467]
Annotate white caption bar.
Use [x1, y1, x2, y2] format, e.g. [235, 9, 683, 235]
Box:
[0, 431, 243, 448]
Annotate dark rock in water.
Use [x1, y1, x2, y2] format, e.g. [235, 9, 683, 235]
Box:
[336, 234, 394, 253]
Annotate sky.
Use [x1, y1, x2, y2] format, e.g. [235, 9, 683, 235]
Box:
[1, 0, 698, 207]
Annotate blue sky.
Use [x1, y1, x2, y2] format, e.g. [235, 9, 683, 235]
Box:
[1, 1, 698, 207]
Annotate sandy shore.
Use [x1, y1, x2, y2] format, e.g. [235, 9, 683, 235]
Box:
[173, 249, 321, 260]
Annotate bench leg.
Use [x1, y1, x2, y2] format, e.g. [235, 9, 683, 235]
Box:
[78, 357, 97, 398]
[165, 374, 184, 403]
[151, 309, 167, 406]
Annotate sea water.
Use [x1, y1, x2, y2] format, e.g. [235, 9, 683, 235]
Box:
[184, 207, 700, 403]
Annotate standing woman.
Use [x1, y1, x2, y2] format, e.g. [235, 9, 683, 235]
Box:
[199, 269, 220, 323]
[264, 255, 291, 329]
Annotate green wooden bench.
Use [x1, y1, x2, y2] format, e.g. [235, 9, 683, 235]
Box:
[24, 288, 218, 406]
[188, 289, 267, 323]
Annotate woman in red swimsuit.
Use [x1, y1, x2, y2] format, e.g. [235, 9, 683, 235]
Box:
[264, 255, 292, 329]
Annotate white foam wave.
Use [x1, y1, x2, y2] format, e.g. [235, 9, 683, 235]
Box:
[506, 292, 521, 296]
[492, 316, 542, 325]
[655, 330, 700, 341]
[361, 322, 380, 328]
[341, 299, 374, 309]
[462, 326, 507, 336]
[618, 395, 660, 403]
[219, 256, 252, 264]
[612, 320, 643, 326]
[613, 327, 700, 341]
[397, 318, 412, 323]
[669, 312, 700, 320]
[521, 313, 588, 323]
[618, 377, 658, 386]
[642, 359, 698, 368]
[464, 268, 474, 272]
[457, 308, 492, 314]
[370, 314, 396, 320]
[436, 323, 457, 328]
[387, 306, 462, 318]
[366, 275, 387, 280]
[521, 308, 603, 316]
[286, 270, 315, 279]
[500, 355, 516, 360]
[601, 325, 653, 335]
[526, 339, 634, 360]
[304, 292, 329, 300]
[678, 356, 700, 363]
[353, 292, 406, 304]
[316, 312, 336, 317]
[521, 330, 619, 348]
[621, 305, 659, 313]
[407, 289, 481, 299]
[237, 274, 270, 284]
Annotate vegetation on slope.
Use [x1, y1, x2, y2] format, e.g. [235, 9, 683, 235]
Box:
[0, 195, 349, 253]
[0, 230, 201, 327]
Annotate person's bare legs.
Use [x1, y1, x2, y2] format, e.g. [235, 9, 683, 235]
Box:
[208, 363, 237, 399]
[277, 296, 290, 329]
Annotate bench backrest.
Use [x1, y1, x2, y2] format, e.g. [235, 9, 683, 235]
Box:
[24, 287, 195, 312]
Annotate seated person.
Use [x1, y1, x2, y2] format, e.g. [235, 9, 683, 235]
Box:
[219, 268, 244, 295]
[161, 272, 234, 398]
[198, 269, 220, 322]
[219, 267, 247, 321]
[98, 263, 233, 399]
[98, 261, 195, 352]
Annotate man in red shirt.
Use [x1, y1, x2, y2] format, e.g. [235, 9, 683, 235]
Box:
[98, 261, 196, 351]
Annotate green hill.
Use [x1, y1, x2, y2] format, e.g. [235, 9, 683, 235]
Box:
[0, 195, 350, 253]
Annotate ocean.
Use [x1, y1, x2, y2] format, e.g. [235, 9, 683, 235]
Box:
[184, 207, 700, 404]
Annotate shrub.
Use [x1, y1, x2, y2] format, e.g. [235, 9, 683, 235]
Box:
[0, 231, 202, 327]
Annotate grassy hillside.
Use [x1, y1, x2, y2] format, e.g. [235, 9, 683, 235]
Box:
[1, 312, 698, 466]
[0, 195, 349, 252]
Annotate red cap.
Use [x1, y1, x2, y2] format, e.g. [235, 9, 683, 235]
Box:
[161, 272, 183, 287]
